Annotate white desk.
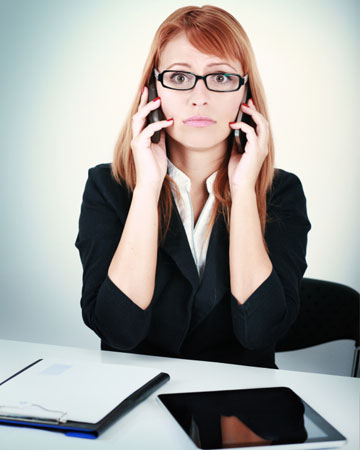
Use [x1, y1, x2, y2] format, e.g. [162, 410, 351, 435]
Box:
[0, 339, 358, 450]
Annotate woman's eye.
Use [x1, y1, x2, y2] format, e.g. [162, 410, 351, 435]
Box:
[171, 72, 188, 83]
[214, 74, 232, 83]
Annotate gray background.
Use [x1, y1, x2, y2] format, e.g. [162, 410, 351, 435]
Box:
[0, 0, 359, 376]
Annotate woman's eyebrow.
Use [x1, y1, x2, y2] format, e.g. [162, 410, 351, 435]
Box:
[166, 62, 238, 72]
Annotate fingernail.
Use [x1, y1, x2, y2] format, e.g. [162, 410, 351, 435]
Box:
[242, 103, 249, 108]
[167, 118, 174, 122]
[249, 98, 253, 104]
[229, 121, 236, 125]
[152, 96, 160, 102]
[141, 86, 145, 94]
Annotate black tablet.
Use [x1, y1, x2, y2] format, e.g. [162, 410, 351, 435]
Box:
[158, 387, 346, 449]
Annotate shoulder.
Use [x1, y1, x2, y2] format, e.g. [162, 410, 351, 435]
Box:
[266, 168, 310, 230]
[86, 163, 126, 191]
[268, 168, 307, 207]
[88, 163, 116, 186]
[83, 163, 131, 216]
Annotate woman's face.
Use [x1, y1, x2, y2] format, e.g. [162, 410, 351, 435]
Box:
[156, 32, 246, 150]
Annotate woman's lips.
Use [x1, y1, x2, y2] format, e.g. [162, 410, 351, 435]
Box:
[183, 116, 216, 128]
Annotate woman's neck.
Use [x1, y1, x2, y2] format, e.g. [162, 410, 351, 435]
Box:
[167, 136, 227, 190]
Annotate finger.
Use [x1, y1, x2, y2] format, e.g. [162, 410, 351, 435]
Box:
[158, 126, 167, 146]
[240, 102, 269, 137]
[138, 97, 161, 121]
[249, 98, 255, 108]
[132, 97, 161, 138]
[232, 122, 258, 147]
[137, 86, 148, 111]
[229, 121, 257, 140]
[140, 118, 174, 141]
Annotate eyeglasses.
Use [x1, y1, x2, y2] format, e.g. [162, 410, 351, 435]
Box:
[154, 68, 248, 92]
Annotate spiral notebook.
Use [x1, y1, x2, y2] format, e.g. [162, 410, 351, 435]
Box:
[0, 358, 170, 439]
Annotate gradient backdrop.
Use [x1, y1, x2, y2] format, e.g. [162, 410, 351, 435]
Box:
[0, 0, 359, 365]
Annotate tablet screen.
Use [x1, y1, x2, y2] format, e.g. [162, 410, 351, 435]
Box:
[158, 387, 346, 449]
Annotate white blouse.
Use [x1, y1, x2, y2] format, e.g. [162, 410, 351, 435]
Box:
[167, 158, 217, 279]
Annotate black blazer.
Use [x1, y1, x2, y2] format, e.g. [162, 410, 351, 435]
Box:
[75, 164, 311, 369]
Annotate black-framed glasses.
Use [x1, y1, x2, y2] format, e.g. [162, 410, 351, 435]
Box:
[154, 68, 248, 92]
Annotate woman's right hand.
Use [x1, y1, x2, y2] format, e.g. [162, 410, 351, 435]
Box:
[131, 86, 173, 196]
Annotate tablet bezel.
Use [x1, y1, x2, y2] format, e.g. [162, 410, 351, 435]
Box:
[157, 386, 347, 450]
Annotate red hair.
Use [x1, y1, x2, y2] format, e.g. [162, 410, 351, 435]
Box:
[111, 5, 275, 245]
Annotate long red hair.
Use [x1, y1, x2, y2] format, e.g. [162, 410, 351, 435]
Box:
[111, 5, 275, 246]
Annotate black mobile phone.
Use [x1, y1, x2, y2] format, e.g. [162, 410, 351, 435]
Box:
[148, 72, 165, 143]
[234, 83, 256, 154]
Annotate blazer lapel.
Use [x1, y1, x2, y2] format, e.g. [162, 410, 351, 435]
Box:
[159, 197, 230, 331]
[160, 196, 200, 290]
[188, 214, 230, 331]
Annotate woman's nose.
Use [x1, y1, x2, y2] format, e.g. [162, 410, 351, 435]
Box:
[190, 79, 209, 106]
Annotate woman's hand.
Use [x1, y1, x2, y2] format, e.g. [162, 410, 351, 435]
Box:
[131, 86, 174, 195]
[228, 99, 270, 193]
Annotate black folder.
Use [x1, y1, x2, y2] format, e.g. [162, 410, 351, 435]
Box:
[0, 358, 170, 439]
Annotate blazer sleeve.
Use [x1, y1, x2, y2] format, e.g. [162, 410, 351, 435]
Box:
[230, 170, 311, 350]
[75, 166, 152, 350]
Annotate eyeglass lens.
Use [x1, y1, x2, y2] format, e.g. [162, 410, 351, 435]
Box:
[163, 71, 240, 91]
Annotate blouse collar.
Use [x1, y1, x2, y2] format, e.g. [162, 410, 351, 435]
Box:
[167, 158, 217, 195]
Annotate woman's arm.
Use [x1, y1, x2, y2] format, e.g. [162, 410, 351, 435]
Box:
[228, 99, 272, 305]
[229, 186, 273, 304]
[229, 171, 311, 350]
[108, 185, 159, 310]
[228, 100, 310, 349]
[76, 88, 173, 349]
[108, 88, 172, 310]
[108, 87, 173, 310]
[75, 166, 156, 350]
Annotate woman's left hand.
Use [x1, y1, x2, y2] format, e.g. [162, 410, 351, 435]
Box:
[228, 99, 270, 193]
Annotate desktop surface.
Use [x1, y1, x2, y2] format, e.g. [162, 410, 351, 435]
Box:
[0, 339, 358, 450]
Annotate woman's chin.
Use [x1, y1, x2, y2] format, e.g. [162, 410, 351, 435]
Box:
[166, 128, 229, 150]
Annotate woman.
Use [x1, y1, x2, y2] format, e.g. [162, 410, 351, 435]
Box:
[75, 5, 311, 369]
